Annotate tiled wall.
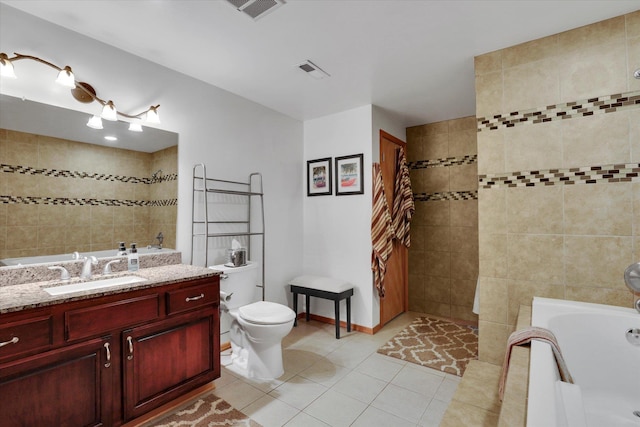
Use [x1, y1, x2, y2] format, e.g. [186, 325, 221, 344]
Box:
[406, 116, 479, 322]
[475, 11, 640, 364]
[0, 128, 177, 260]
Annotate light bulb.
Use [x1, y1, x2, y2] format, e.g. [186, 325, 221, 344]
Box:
[145, 106, 160, 124]
[101, 100, 117, 121]
[128, 122, 143, 132]
[86, 115, 103, 129]
[55, 66, 75, 88]
[0, 53, 16, 79]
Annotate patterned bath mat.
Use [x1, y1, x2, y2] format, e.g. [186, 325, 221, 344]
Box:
[146, 392, 262, 427]
[377, 316, 478, 376]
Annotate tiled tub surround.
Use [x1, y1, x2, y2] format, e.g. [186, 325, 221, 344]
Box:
[0, 250, 182, 288]
[0, 128, 178, 260]
[406, 116, 479, 323]
[0, 262, 215, 314]
[475, 10, 640, 365]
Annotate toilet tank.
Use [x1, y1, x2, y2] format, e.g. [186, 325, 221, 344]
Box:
[209, 261, 261, 309]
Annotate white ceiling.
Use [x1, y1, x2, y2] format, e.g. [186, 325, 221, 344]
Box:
[2, 0, 639, 127]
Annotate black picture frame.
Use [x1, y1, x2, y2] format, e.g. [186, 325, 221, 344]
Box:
[335, 153, 364, 195]
[307, 157, 332, 196]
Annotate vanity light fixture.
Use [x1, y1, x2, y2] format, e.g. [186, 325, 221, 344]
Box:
[0, 52, 161, 128]
[128, 122, 143, 132]
[104, 135, 118, 141]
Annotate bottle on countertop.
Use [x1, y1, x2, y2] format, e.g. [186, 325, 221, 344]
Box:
[128, 243, 139, 272]
[117, 242, 127, 256]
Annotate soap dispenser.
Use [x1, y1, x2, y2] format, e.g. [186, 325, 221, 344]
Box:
[117, 242, 127, 256]
[128, 243, 139, 272]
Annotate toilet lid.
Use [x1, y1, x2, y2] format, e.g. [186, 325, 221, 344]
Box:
[239, 301, 295, 325]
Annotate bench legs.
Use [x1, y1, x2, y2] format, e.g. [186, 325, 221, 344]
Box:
[291, 286, 353, 339]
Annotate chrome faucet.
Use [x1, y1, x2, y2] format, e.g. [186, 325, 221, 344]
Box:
[149, 232, 163, 249]
[80, 256, 98, 279]
[623, 262, 640, 313]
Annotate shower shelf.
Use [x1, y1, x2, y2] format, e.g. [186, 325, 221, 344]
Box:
[191, 163, 265, 300]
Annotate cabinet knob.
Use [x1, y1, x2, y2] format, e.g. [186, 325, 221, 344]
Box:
[0, 336, 19, 348]
[104, 342, 111, 368]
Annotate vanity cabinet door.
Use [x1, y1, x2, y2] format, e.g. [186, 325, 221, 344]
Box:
[122, 307, 220, 420]
[0, 335, 114, 427]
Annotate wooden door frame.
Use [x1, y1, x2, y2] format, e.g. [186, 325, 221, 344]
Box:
[378, 129, 408, 327]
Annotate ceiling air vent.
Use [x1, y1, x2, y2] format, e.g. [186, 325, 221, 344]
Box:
[225, 0, 285, 21]
[297, 60, 330, 79]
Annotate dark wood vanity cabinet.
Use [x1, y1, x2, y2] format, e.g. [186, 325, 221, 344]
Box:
[0, 275, 220, 427]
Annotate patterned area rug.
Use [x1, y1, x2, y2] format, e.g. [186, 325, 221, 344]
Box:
[377, 316, 478, 376]
[146, 393, 262, 427]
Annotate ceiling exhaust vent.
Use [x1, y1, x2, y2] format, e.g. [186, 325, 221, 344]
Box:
[226, 0, 285, 21]
[297, 60, 330, 79]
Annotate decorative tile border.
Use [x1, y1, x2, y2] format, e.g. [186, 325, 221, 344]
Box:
[479, 163, 640, 189]
[408, 155, 477, 170]
[1, 164, 178, 184]
[413, 191, 478, 202]
[0, 195, 178, 207]
[477, 90, 640, 132]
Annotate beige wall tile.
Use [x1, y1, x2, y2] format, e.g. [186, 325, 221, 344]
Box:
[408, 274, 425, 301]
[631, 109, 640, 163]
[38, 138, 69, 170]
[450, 251, 478, 280]
[478, 189, 506, 234]
[504, 58, 560, 113]
[7, 205, 38, 226]
[451, 305, 478, 322]
[507, 186, 563, 235]
[409, 169, 426, 193]
[65, 225, 91, 247]
[38, 205, 67, 227]
[476, 71, 503, 118]
[425, 275, 451, 304]
[0, 204, 6, 226]
[405, 138, 423, 162]
[504, 121, 562, 172]
[633, 184, 640, 237]
[507, 234, 564, 284]
[409, 249, 426, 276]
[559, 41, 627, 102]
[452, 278, 476, 307]
[424, 225, 450, 252]
[566, 286, 633, 307]
[564, 182, 632, 236]
[91, 206, 115, 226]
[416, 200, 450, 226]
[448, 116, 477, 132]
[507, 280, 564, 325]
[6, 226, 37, 250]
[449, 163, 478, 191]
[502, 35, 558, 69]
[479, 233, 507, 279]
[562, 111, 631, 168]
[627, 10, 640, 38]
[91, 224, 115, 245]
[448, 129, 477, 157]
[558, 15, 625, 53]
[450, 226, 478, 254]
[475, 50, 502, 76]
[423, 167, 450, 193]
[565, 236, 633, 287]
[478, 320, 512, 364]
[410, 225, 425, 252]
[424, 250, 450, 278]
[477, 129, 505, 175]
[479, 277, 507, 323]
[423, 120, 449, 136]
[450, 200, 478, 227]
[38, 225, 66, 248]
[423, 133, 449, 160]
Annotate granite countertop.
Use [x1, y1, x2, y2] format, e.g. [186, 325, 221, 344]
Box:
[0, 264, 221, 314]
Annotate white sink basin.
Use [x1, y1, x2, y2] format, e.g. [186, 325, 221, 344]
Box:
[42, 276, 147, 296]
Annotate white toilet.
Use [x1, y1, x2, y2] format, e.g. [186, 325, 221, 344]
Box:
[209, 261, 295, 379]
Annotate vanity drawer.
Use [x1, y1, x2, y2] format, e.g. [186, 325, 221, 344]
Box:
[0, 316, 53, 359]
[166, 282, 218, 315]
[65, 294, 160, 341]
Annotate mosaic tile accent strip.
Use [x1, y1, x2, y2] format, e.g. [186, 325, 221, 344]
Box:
[0, 195, 178, 207]
[479, 163, 640, 189]
[0, 164, 178, 184]
[413, 191, 478, 202]
[477, 90, 640, 132]
[408, 154, 477, 170]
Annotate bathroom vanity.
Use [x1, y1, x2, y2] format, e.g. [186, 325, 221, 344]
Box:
[0, 264, 220, 426]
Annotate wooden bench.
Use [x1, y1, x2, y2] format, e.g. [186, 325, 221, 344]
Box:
[289, 275, 354, 339]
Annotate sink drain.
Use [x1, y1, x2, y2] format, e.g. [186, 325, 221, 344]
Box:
[634, 410, 640, 418]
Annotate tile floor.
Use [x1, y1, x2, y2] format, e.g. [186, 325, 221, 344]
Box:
[213, 312, 460, 427]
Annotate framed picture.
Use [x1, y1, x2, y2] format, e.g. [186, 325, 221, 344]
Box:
[335, 153, 364, 195]
[307, 157, 332, 196]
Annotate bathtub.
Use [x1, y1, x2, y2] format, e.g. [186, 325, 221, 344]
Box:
[0, 247, 177, 267]
[529, 297, 640, 427]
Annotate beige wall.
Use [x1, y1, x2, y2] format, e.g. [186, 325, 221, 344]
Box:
[0, 129, 177, 260]
[476, 11, 640, 364]
[406, 116, 479, 322]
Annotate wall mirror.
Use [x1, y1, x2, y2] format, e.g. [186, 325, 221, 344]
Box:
[0, 94, 179, 267]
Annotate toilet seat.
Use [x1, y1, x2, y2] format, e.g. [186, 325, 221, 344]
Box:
[238, 301, 296, 325]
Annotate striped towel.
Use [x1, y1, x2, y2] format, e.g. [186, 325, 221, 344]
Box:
[371, 163, 394, 298]
[392, 147, 414, 247]
[498, 326, 574, 401]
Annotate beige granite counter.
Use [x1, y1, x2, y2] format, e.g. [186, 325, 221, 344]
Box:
[0, 264, 220, 314]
